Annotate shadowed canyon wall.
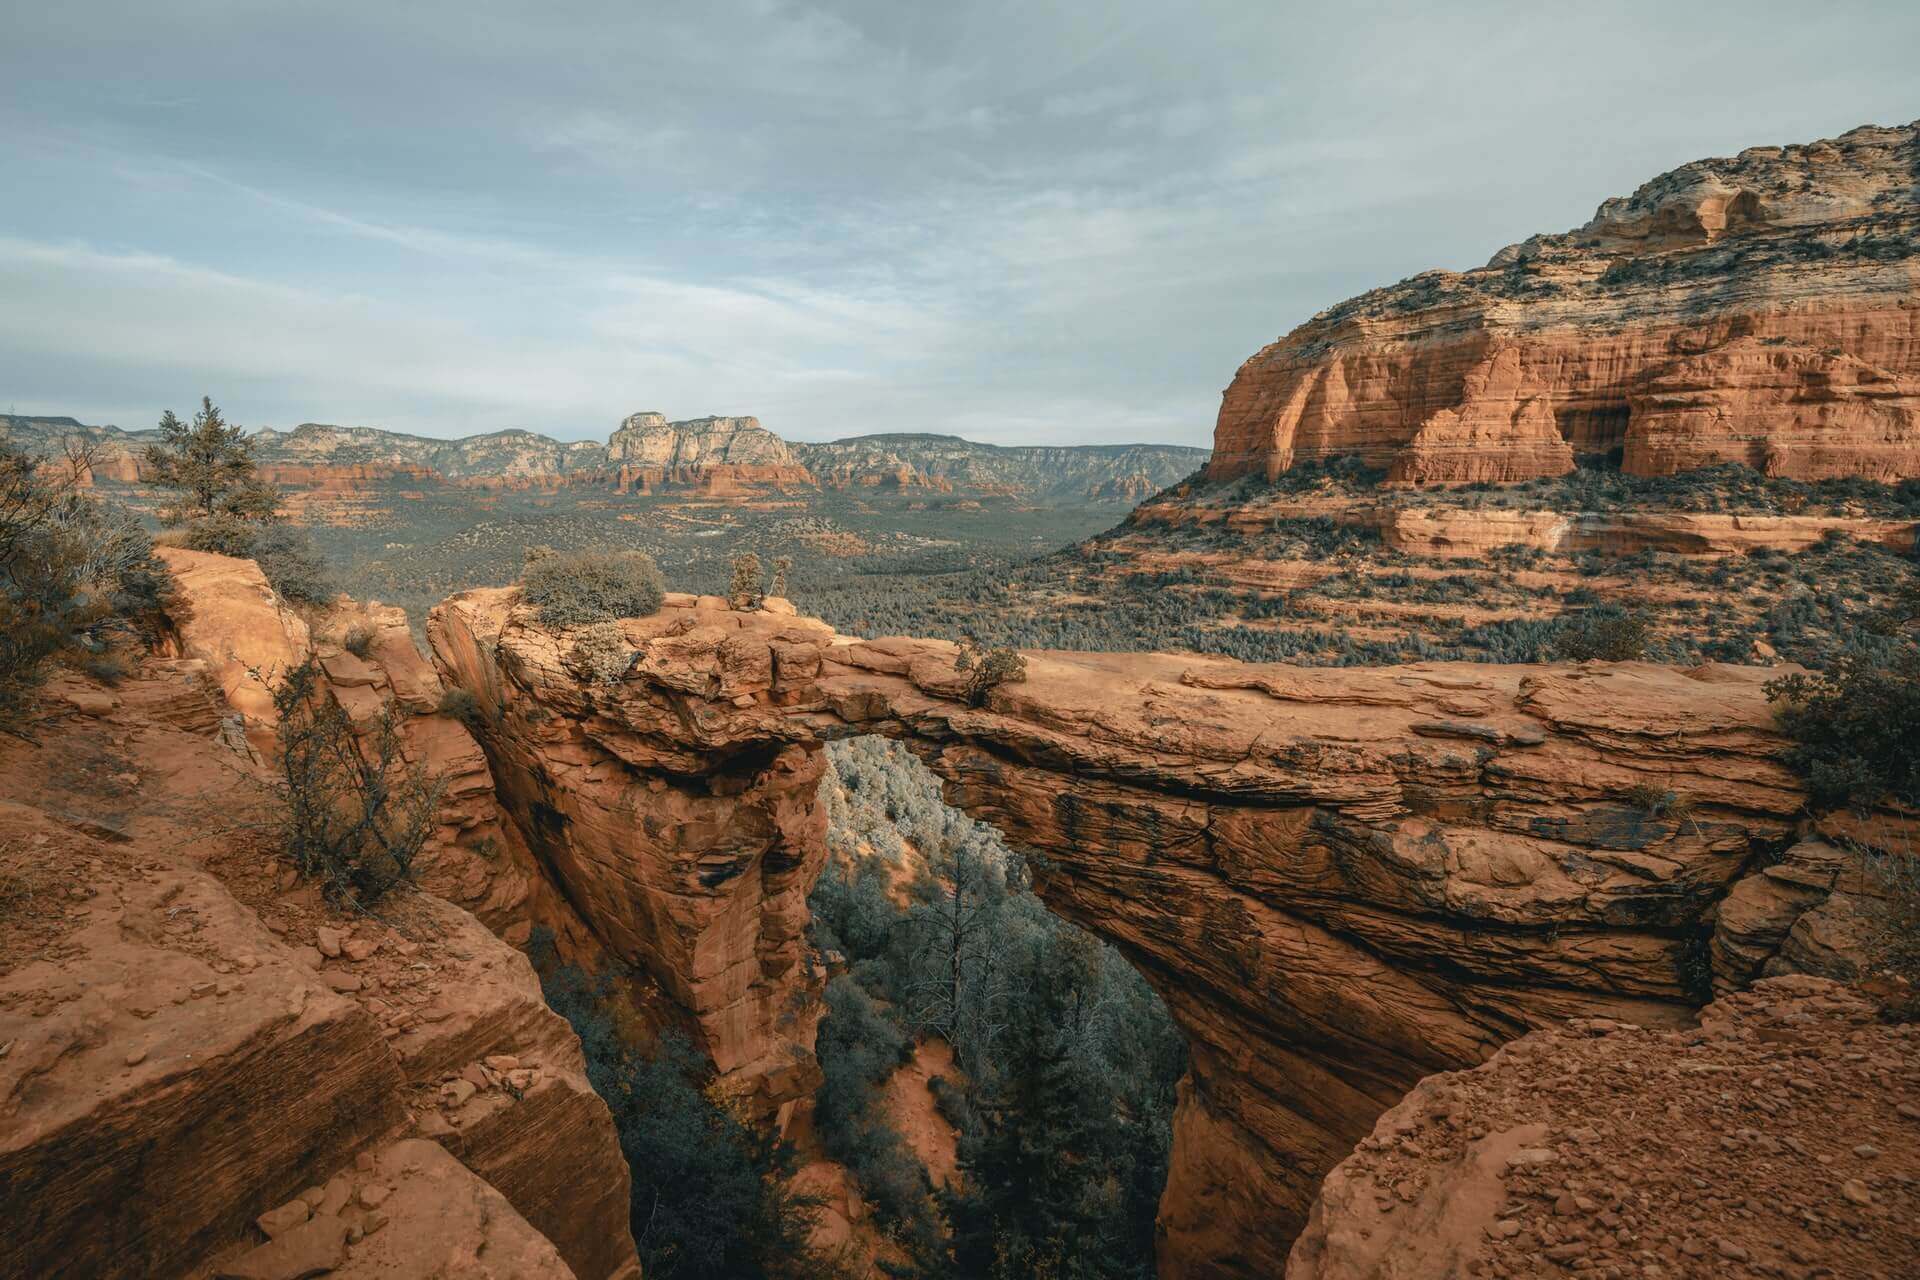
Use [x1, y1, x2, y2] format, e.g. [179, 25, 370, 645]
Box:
[1208, 121, 1920, 487]
[429, 590, 1826, 1277]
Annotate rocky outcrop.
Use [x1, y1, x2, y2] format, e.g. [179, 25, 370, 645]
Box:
[0, 551, 641, 1280]
[154, 547, 312, 752]
[11, 413, 1207, 504]
[428, 591, 1850, 1276]
[1126, 490, 1920, 558]
[428, 592, 835, 1122]
[210, 1138, 578, 1280]
[1210, 121, 1920, 486]
[1286, 977, 1919, 1280]
[0, 798, 406, 1279]
[0, 657, 641, 1280]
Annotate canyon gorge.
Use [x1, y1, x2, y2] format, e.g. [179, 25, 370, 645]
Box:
[5, 117, 1918, 1280]
[12, 557, 1895, 1278]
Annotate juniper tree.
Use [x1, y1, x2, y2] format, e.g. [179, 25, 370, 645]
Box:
[144, 396, 278, 524]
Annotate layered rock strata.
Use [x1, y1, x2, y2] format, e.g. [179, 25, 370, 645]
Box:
[1209, 121, 1920, 485]
[429, 590, 1843, 1276]
[1285, 977, 1919, 1280]
[0, 673, 640, 1280]
[4, 413, 1208, 502]
[1125, 491, 1920, 558]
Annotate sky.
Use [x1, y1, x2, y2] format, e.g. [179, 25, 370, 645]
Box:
[1, 2, 1914, 448]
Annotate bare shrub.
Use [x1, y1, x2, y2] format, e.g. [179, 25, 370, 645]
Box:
[569, 620, 633, 684]
[273, 658, 444, 906]
[954, 635, 1027, 707]
[729, 552, 764, 610]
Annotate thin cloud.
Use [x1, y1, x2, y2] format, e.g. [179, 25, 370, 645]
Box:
[2, 1, 1916, 447]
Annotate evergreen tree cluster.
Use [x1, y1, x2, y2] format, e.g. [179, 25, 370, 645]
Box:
[531, 937, 840, 1280]
[809, 737, 1186, 1278]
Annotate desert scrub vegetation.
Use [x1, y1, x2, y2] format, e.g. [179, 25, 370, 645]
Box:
[569, 620, 634, 684]
[1552, 606, 1652, 661]
[1767, 645, 1919, 814]
[728, 552, 765, 610]
[273, 657, 444, 906]
[1767, 582, 1919, 980]
[0, 440, 176, 729]
[521, 548, 665, 626]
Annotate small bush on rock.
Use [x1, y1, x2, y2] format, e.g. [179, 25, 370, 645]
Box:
[570, 620, 634, 684]
[521, 549, 665, 626]
[273, 657, 444, 906]
[955, 635, 1026, 707]
[0, 441, 175, 728]
[729, 552, 764, 610]
[180, 514, 336, 605]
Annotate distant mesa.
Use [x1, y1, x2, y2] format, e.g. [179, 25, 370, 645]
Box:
[1209, 119, 1920, 486]
[1, 411, 1208, 505]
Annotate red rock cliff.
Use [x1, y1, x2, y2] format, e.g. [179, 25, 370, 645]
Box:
[1210, 121, 1920, 486]
[429, 591, 1844, 1277]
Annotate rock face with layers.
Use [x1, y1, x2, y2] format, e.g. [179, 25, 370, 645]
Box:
[430, 591, 1847, 1277]
[7, 412, 1208, 503]
[1285, 977, 1919, 1280]
[1124, 489, 1920, 559]
[1209, 121, 1920, 486]
[0, 661, 641, 1280]
[428, 592, 837, 1121]
[606, 412, 816, 491]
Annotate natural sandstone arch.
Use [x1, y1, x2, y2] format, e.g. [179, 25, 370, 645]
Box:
[429, 589, 1816, 1279]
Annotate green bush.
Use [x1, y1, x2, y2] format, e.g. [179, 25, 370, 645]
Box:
[181, 515, 336, 605]
[1768, 644, 1920, 812]
[814, 977, 929, 1232]
[0, 441, 175, 728]
[273, 658, 443, 905]
[521, 549, 665, 626]
[1552, 606, 1651, 661]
